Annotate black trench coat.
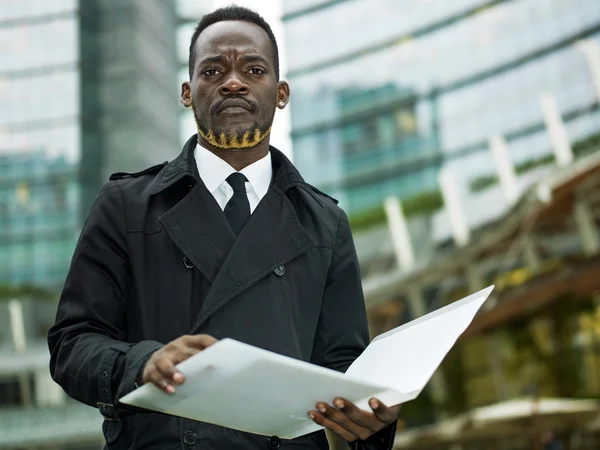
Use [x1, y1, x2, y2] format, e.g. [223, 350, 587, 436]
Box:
[48, 135, 396, 450]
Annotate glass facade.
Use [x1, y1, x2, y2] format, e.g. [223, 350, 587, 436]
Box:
[0, 1, 180, 289]
[78, 0, 180, 211]
[0, 154, 79, 286]
[0, 0, 80, 287]
[176, 0, 212, 146]
[0, 3, 180, 446]
[283, 0, 600, 215]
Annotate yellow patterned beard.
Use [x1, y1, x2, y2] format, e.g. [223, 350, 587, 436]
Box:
[198, 127, 272, 149]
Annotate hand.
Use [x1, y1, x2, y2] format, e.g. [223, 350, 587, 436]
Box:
[142, 334, 217, 394]
[308, 398, 400, 443]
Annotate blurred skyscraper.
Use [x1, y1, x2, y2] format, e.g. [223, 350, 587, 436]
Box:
[282, 0, 600, 217]
[176, 0, 211, 145]
[0, 1, 180, 447]
[0, 0, 180, 289]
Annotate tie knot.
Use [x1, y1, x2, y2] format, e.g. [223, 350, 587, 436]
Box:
[226, 172, 248, 193]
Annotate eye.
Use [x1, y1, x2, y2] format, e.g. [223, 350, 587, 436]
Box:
[202, 68, 220, 76]
[248, 67, 265, 75]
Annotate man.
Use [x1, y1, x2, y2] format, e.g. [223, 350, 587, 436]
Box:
[48, 6, 399, 449]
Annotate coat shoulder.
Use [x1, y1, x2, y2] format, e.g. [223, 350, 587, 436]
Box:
[109, 161, 168, 181]
[302, 184, 339, 206]
[291, 183, 346, 249]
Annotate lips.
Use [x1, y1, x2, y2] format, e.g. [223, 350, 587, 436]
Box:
[218, 98, 252, 113]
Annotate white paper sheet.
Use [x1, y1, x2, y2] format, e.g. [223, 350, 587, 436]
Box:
[120, 285, 494, 438]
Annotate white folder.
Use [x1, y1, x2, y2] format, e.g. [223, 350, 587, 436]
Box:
[120, 285, 494, 438]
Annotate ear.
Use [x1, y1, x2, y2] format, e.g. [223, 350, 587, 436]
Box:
[276, 81, 290, 109]
[180, 82, 192, 108]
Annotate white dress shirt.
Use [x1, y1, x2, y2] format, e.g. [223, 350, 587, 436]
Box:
[194, 143, 272, 214]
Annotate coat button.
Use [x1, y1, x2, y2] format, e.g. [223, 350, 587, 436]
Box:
[274, 265, 285, 277]
[183, 257, 194, 269]
[183, 430, 196, 445]
[267, 436, 281, 449]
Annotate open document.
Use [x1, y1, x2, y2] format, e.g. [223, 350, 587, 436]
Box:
[120, 285, 494, 438]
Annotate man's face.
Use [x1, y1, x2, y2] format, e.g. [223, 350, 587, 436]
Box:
[182, 21, 288, 149]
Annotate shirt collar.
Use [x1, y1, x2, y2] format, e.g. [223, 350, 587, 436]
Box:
[240, 149, 272, 199]
[195, 143, 272, 197]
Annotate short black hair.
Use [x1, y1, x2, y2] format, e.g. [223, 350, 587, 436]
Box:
[188, 5, 280, 81]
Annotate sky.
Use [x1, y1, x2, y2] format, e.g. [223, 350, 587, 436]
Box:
[209, 0, 293, 160]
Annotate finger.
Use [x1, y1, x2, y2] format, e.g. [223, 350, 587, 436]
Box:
[185, 334, 218, 350]
[155, 355, 179, 381]
[167, 346, 201, 383]
[332, 398, 378, 431]
[163, 339, 200, 384]
[369, 398, 400, 424]
[154, 355, 185, 391]
[308, 410, 359, 443]
[316, 402, 373, 441]
[167, 347, 203, 385]
[146, 363, 174, 394]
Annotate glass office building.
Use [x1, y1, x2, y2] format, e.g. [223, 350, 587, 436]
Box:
[0, 0, 180, 289]
[176, 0, 212, 145]
[282, 0, 600, 216]
[1, 1, 181, 448]
[0, 1, 82, 288]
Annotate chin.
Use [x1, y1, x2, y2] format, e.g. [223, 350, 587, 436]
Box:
[199, 127, 271, 150]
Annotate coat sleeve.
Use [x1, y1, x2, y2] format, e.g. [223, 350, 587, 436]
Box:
[47, 181, 163, 419]
[311, 211, 397, 450]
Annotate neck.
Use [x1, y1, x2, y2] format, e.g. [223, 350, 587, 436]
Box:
[197, 134, 270, 171]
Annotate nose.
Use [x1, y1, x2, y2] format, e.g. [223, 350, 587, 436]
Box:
[219, 72, 249, 96]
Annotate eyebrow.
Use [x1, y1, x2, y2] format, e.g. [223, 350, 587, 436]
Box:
[199, 55, 225, 65]
[240, 54, 270, 66]
[198, 54, 270, 66]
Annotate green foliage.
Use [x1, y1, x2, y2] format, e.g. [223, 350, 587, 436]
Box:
[439, 345, 468, 415]
[573, 131, 600, 156]
[348, 189, 444, 231]
[471, 174, 499, 193]
[516, 154, 556, 174]
[349, 206, 387, 232]
[470, 131, 600, 193]
[347, 131, 600, 230]
[0, 284, 57, 302]
[502, 296, 589, 399]
[546, 295, 585, 398]
[398, 387, 437, 427]
[402, 189, 444, 214]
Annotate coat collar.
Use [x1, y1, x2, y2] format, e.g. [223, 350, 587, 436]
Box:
[150, 135, 199, 195]
[150, 134, 306, 196]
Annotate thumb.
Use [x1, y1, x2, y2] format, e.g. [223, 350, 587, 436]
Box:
[369, 399, 400, 424]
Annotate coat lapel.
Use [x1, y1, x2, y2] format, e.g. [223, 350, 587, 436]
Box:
[189, 183, 316, 332]
[155, 135, 236, 284]
[159, 181, 235, 284]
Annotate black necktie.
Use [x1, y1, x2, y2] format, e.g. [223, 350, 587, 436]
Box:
[224, 173, 250, 235]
